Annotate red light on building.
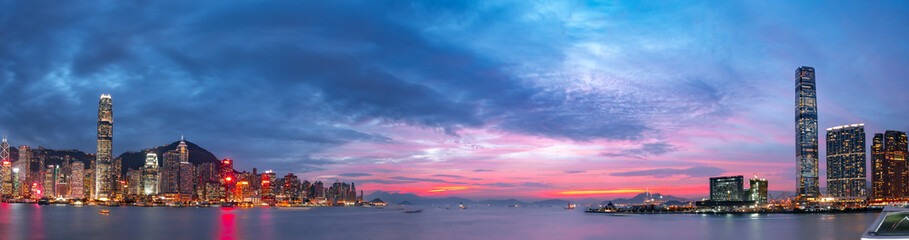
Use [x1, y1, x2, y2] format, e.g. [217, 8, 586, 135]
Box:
[225, 176, 232, 182]
[1, 160, 9, 166]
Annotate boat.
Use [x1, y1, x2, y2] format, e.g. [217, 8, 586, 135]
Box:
[37, 198, 51, 205]
[862, 204, 909, 239]
[565, 203, 576, 210]
[459, 202, 467, 209]
[404, 209, 422, 213]
[99, 210, 110, 216]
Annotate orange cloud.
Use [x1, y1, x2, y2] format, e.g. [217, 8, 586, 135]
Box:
[554, 189, 646, 195]
[428, 186, 475, 192]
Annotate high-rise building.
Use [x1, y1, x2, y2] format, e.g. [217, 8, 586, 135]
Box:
[872, 131, 909, 199]
[177, 139, 193, 195]
[70, 162, 84, 199]
[826, 124, 866, 198]
[1, 158, 11, 197]
[795, 66, 819, 199]
[1, 137, 9, 197]
[710, 176, 744, 201]
[161, 150, 180, 193]
[179, 162, 194, 195]
[748, 177, 768, 205]
[143, 152, 159, 195]
[95, 94, 113, 200]
[127, 169, 141, 196]
[18, 145, 31, 189]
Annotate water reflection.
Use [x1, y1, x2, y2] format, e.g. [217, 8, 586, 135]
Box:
[218, 208, 236, 240]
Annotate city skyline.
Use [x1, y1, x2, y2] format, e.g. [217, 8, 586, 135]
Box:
[4, 1, 909, 199]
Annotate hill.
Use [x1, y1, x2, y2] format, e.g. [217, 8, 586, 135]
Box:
[117, 140, 220, 176]
[602, 193, 689, 205]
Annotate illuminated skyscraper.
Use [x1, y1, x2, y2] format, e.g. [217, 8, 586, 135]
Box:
[70, 162, 84, 199]
[826, 124, 866, 198]
[795, 66, 819, 199]
[871, 131, 909, 199]
[1, 158, 11, 197]
[179, 162, 194, 195]
[18, 145, 31, 188]
[176, 138, 194, 195]
[161, 150, 179, 193]
[143, 152, 159, 195]
[94, 94, 113, 200]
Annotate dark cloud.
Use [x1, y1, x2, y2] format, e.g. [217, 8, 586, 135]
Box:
[473, 169, 494, 172]
[610, 167, 725, 178]
[564, 170, 586, 174]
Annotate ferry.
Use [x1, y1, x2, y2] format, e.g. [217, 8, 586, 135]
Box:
[862, 204, 909, 239]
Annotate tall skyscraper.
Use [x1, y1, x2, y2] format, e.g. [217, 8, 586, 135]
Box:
[1, 158, 11, 197]
[871, 131, 909, 199]
[70, 161, 84, 199]
[179, 162, 194, 195]
[795, 66, 819, 199]
[143, 152, 159, 195]
[826, 124, 866, 198]
[94, 94, 113, 200]
[18, 145, 31, 188]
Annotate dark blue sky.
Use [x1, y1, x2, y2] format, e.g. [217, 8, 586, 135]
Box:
[2, 0, 909, 198]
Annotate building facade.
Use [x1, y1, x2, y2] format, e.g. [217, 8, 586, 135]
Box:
[872, 131, 909, 199]
[826, 124, 866, 198]
[748, 177, 768, 205]
[795, 66, 820, 199]
[710, 176, 744, 201]
[95, 94, 113, 200]
[70, 162, 84, 199]
[143, 152, 159, 195]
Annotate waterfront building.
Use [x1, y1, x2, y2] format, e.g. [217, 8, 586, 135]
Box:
[795, 66, 820, 199]
[94, 94, 114, 200]
[179, 162, 194, 195]
[872, 131, 909, 199]
[143, 152, 159, 195]
[748, 177, 768, 205]
[161, 150, 180, 193]
[1, 158, 11, 198]
[826, 124, 866, 198]
[83, 167, 94, 199]
[127, 169, 141, 195]
[12, 168, 19, 198]
[70, 162, 84, 199]
[710, 176, 744, 201]
[18, 145, 31, 189]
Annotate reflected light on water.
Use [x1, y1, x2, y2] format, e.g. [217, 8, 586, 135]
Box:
[219, 208, 236, 240]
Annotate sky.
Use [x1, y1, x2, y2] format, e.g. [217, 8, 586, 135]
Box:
[2, 0, 909, 200]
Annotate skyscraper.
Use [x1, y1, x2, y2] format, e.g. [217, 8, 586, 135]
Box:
[143, 152, 159, 195]
[795, 66, 819, 199]
[18, 145, 31, 189]
[162, 150, 180, 193]
[94, 94, 113, 200]
[871, 131, 909, 199]
[826, 124, 866, 198]
[179, 162, 194, 195]
[70, 161, 84, 199]
[1, 158, 11, 197]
